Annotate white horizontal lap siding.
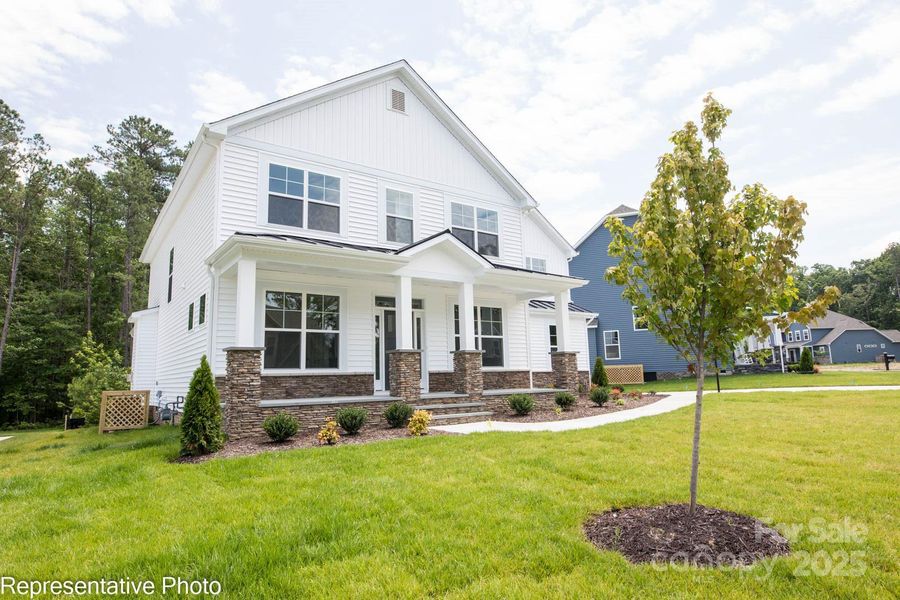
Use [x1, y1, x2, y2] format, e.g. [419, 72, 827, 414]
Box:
[347, 173, 378, 243]
[522, 215, 569, 275]
[213, 276, 236, 374]
[153, 163, 216, 401]
[418, 189, 445, 237]
[234, 77, 510, 200]
[131, 313, 158, 394]
[219, 142, 259, 242]
[506, 300, 529, 369]
[347, 287, 372, 371]
[529, 313, 554, 371]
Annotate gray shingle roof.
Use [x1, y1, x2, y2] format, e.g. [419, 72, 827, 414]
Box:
[811, 310, 886, 346]
[879, 329, 900, 343]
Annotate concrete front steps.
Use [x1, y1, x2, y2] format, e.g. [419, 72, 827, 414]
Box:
[414, 393, 493, 424]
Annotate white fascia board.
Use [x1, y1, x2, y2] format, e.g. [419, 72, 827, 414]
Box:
[523, 207, 578, 258]
[205, 235, 407, 271]
[127, 306, 159, 323]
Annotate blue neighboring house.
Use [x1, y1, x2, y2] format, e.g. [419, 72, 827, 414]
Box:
[773, 310, 900, 364]
[569, 205, 691, 380]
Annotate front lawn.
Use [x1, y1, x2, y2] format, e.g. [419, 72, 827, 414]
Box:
[1, 390, 897, 598]
[632, 369, 900, 392]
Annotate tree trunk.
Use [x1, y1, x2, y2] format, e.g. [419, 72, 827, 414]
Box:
[0, 237, 23, 372]
[85, 219, 94, 333]
[689, 350, 705, 516]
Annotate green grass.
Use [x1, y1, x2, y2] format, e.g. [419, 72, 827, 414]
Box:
[1, 390, 898, 598]
[631, 369, 900, 392]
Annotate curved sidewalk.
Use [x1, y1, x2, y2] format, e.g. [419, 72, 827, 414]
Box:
[432, 385, 900, 434]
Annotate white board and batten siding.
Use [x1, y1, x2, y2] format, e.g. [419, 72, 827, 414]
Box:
[143, 162, 217, 403]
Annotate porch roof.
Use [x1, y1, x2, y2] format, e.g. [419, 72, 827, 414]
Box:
[207, 230, 587, 296]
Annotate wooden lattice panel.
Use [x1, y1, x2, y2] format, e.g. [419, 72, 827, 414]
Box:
[99, 390, 150, 433]
[607, 364, 644, 385]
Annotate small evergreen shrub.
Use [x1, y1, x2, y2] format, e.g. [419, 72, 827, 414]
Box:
[317, 420, 340, 445]
[262, 413, 299, 442]
[799, 347, 815, 373]
[507, 394, 534, 415]
[336, 407, 367, 434]
[615, 397, 626, 406]
[384, 402, 414, 428]
[591, 356, 609, 387]
[554, 391, 576, 410]
[408, 410, 431, 436]
[180, 355, 224, 456]
[589, 386, 610, 406]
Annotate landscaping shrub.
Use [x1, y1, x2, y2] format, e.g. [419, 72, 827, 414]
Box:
[611, 385, 624, 394]
[554, 391, 576, 410]
[336, 407, 367, 434]
[384, 402, 414, 428]
[66, 331, 129, 424]
[180, 355, 224, 456]
[262, 413, 299, 442]
[507, 393, 534, 415]
[615, 397, 626, 406]
[589, 386, 610, 406]
[408, 410, 431, 436]
[591, 356, 609, 387]
[799, 347, 815, 373]
[788, 364, 801, 373]
[627, 391, 642, 401]
[317, 420, 340, 445]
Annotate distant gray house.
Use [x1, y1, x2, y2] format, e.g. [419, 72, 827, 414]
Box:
[774, 310, 900, 364]
[569, 205, 691, 380]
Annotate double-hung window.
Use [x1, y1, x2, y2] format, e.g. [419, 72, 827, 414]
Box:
[453, 305, 504, 366]
[786, 331, 794, 343]
[603, 330, 621, 360]
[802, 328, 810, 341]
[632, 306, 648, 331]
[451, 202, 499, 257]
[386, 188, 414, 244]
[526, 257, 547, 272]
[264, 291, 340, 370]
[549, 325, 558, 352]
[267, 163, 341, 233]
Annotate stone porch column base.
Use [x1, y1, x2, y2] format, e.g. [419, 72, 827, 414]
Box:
[224, 346, 264, 440]
[550, 351, 580, 393]
[453, 350, 484, 398]
[388, 349, 422, 402]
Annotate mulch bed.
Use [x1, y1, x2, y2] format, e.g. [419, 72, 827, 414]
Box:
[495, 394, 666, 423]
[583, 504, 790, 567]
[173, 426, 449, 463]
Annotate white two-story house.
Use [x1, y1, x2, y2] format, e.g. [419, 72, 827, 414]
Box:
[129, 61, 595, 438]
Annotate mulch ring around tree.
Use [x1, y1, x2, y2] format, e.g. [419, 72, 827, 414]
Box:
[172, 425, 451, 463]
[583, 504, 790, 568]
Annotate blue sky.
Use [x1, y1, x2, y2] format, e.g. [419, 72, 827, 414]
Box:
[1, 0, 897, 266]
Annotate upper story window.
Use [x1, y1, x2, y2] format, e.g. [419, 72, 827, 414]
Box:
[386, 188, 414, 244]
[451, 202, 499, 257]
[267, 163, 341, 233]
[632, 306, 649, 331]
[526, 257, 547, 272]
[802, 328, 810, 341]
[167, 248, 174, 303]
[786, 331, 794, 343]
[188, 302, 194, 331]
[198, 294, 206, 326]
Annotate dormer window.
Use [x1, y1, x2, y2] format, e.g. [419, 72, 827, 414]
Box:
[451, 202, 499, 257]
[267, 162, 341, 233]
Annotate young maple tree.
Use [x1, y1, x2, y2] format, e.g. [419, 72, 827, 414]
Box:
[605, 94, 839, 515]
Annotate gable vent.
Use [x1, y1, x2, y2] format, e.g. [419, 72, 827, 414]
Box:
[390, 88, 406, 113]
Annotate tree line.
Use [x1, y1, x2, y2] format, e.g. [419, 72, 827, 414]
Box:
[0, 99, 184, 426]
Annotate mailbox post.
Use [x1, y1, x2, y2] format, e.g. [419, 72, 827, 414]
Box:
[883, 352, 896, 371]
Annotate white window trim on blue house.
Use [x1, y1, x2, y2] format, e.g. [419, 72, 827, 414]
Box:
[603, 329, 621, 360]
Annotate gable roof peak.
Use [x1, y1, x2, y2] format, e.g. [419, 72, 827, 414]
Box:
[573, 204, 640, 248]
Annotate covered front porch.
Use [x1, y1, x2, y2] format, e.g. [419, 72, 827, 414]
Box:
[207, 231, 591, 438]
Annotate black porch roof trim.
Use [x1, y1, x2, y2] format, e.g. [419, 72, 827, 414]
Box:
[234, 230, 584, 280]
[528, 299, 593, 314]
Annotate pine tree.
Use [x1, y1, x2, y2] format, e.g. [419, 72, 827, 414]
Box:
[591, 356, 609, 387]
[799, 347, 814, 373]
[180, 355, 224, 456]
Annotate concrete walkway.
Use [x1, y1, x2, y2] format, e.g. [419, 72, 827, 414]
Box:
[432, 385, 900, 435]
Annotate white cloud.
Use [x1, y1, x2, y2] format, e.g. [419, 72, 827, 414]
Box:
[32, 115, 101, 163]
[818, 57, 900, 114]
[275, 50, 382, 98]
[0, 0, 182, 93]
[190, 71, 267, 122]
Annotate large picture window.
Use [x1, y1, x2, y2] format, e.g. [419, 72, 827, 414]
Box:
[451, 202, 499, 257]
[386, 188, 414, 243]
[453, 304, 504, 367]
[267, 163, 341, 233]
[264, 290, 340, 370]
[603, 330, 621, 360]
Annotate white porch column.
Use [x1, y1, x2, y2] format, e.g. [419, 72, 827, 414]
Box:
[235, 257, 257, 347]
[458, 281, 476, 350]
[396, 275, 414, 349]
[554, 291, 571, 352]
